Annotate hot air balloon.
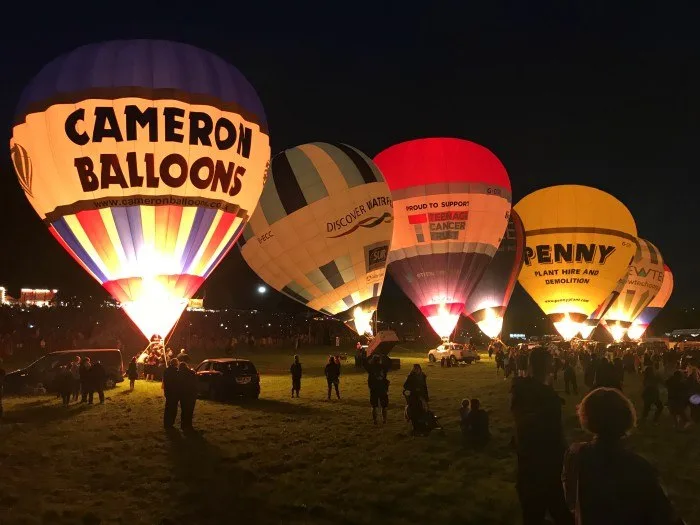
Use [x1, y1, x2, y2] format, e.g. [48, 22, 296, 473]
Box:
[463, 209, 525, 339]
[515, 185, 637, 340]
[10, 40, 270, 340]
[374, 138, 511, 340]
[578, 272, 629, 339]
[626, 264, 673, 340]
[238, 143, 393, 335]
[601, 239, 664, 342]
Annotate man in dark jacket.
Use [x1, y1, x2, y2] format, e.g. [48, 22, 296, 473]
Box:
[290, 355, 302, 398]
[162, 358, 180, 429]
[79, 357, 91, 403]
[365, 354, 391, 424]
[89, 361, 106, 404]
[178, 361, 198, 432]
[511, 347, 573, 525]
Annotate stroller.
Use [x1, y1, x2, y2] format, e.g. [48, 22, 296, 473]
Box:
[403, 390, 442, 436]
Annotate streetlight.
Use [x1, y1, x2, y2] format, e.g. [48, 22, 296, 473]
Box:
[257, 285, 267, 294]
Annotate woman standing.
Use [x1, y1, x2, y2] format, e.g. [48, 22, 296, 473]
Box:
[127, 357, 138, 391]
[403, 364, 430, 433]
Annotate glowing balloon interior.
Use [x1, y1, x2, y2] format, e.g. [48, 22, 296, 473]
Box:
[374, 138, 511, 339]
[515, 185, 637, 340]
[239, 143, 393, 335]
[10, 40, 271, 339]
[602, 238, 664, 341]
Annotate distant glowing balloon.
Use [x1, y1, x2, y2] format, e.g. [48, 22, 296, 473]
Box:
[375, 138, 511, 339]
[463, 210, 525, 339]
[627, 264, 673, 340]
[515, 185, 637, 340]
[239, 143, 393, 335]
[579, 272, 629, 339]
[602, 239, 664, 342]
[10, 40, 270, 339]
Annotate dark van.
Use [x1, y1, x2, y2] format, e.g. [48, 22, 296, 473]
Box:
[3, 349, 124, 395]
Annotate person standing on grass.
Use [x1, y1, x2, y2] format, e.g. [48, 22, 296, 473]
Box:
[89, 360, 106, 404]
[162, 358, 180, 429]
[290, 355, 302, 398]
[563, 355, 578, 395]
[178, 361, 198, 432]
[365, 354, 391, 424]
[511, 347, 573, 525]
[324, 355, 341, 400]
[0, 358, 5, 420]
[70, 356, 81, 402]
[127, 356, 138, 391]
[57, 365, 72, 406]
[641, 365, 663, 423]
[666, 370, 691, 430]
[79, 357, 91, 403]
[562, 388, 685, 525]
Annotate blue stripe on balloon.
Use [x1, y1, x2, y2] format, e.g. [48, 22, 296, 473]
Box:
[181, 207, 218, 274]
[52, 218, 108, 283]
[111, 207, 138, 267]
[15, 40, 266, 126]
[206, 220, 246, 278]
[125, 207, 145, 259]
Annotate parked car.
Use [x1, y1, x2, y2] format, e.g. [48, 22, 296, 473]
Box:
[3, 349, 124, 395]
[428, 343, 480, 364]
[195, 358, 260, 400]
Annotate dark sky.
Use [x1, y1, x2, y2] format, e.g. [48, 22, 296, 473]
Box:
[0, 3, 697, 318]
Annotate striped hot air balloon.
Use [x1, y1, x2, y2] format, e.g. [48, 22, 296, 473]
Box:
[239, 143, 393, 335]
[10, 40, 270, 340]
[578, 272, 629, 339]
[626, 264, 673, 340]
[463, 209, 525, 339]
[374, 138, 511, 340]
[602, 238, 664, 342]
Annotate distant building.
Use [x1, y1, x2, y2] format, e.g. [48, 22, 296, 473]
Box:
[20, 288, 58, 307]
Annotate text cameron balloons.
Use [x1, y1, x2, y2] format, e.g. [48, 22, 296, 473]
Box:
[463, 209, 525, 339]
[602, 238, 664, 341]
[374, 138, 511, 340]
[515, 185, 637, 340]
[239, 143, 393, 335]
[627, 263, 673, 340]
[10, 40, 271, 339]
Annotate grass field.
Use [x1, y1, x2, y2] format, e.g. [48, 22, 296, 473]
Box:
[1, 346, 699, 525]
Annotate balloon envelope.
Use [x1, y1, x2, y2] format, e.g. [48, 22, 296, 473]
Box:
[602, 239, 664, 341]
[374, 138, 511, 339]
[463, 209, 525, 339]
[10, 40, 270, 339]
[579, 271, 629, 339]
[515, 185, 637, 340]
[239, 143, 393, 335]
[627, 264, 673, 340]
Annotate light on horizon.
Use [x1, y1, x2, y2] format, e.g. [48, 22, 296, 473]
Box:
[257, 285, 267, 294]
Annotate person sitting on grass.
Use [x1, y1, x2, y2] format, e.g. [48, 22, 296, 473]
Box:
[459, 399, 470, 434]
[462, 398, 490, 447]
[562, 387, 685, 525]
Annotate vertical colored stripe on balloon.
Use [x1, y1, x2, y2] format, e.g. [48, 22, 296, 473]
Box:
[206, 218, 245, 278]
[48, 224, 100, 282]
[181, 207, 217, 273]
[99, 208, 129, 275]
[51, 219, 108, 283]
[140, 206, 156, 255]
[126, 207, 145, 259]
[193, 211, 236, 276]
[75, 210, 120, 278]
[271, 152, 308, 215]
[154, 206, 171, 259]
[62, 214, 111, 280]
[315, 143, 365, 188]
[164, 206, 184, 258]
[189, 210, 224, 276]
[111, 208, 137, 269]
[335, 143, 378, 184]
[286, 145, 329, 206]
[174, 207, 197, 268]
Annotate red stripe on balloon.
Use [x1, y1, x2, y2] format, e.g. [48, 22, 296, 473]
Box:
[75, 210, 118, 276]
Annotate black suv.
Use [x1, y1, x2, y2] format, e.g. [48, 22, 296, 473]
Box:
[195, 358, 260, 400]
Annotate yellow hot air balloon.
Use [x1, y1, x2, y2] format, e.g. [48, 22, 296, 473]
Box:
[578, 272, 629, 339]
[238, 143, 393, 335]
[626, 264, 673, 340]
[10, 41, 270, 340]
[602, 238, 664, 342]
[515, 185, 637, 340]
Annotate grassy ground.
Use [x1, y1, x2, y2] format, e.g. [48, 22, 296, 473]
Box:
[1, 347, 698, 525]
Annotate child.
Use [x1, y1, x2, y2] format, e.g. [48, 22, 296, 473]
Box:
[290, 355, 302, 398]
[127, 356, 138, 391]
[459, 399, 470, 436]
[463, 398, 490, 446]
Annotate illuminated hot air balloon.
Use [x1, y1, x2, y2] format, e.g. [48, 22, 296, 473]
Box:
[601, 239, 664, 342]
[627, 264, 673, 340]
[10, 40, 270, 340]
[374, 138, 511, 340]
[578, 272, 629, 339]
[238, 143, 393, 335]
[515, 185, 637, 340]
[463, 209, 525, 339]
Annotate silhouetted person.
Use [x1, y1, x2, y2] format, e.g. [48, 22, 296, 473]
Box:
[365, 354, 391, 424]
[641, 366, 663, 423]
[79, 357, 91, 403]
[89, 361, 106, 404]
[459, 399, 470, 435]
[127, 357, 138, 391]
[179, 361, 198, 432]
[177, 349, 190, 364]
[162, 358, 180, 429]
[511, 347, 573, 525]
[0, 359, 5, 420]
[70, 356, 81, 401]
[563, 388, 684, 525]
[290, 355, 302, 398]
[564, 357, 578, 395]
[463, 398, 490, 447]
[57, 366, 72, 406]
[594, 359, 621, 390]
[666, 371, 690, 429]
[324, 356, 341, 400]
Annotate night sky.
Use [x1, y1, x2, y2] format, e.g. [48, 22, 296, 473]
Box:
[0, 4, 697, 324]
